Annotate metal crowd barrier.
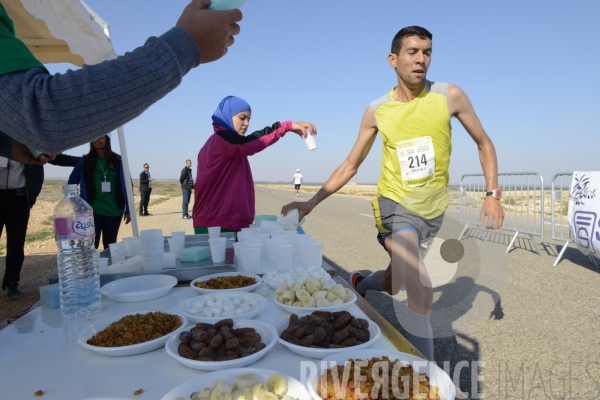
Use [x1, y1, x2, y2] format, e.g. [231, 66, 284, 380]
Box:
[550, 173, 599, 268]
[458, 173, 544, 254]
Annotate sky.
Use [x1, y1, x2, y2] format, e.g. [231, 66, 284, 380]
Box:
[43, 0, 600, 185]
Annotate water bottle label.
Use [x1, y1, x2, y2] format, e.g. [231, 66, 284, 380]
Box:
[54, 215, 95, 240]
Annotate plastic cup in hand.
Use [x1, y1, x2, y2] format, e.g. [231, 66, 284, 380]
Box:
[207, 226, 221, 240]
[303, 133, 317, 151]
[274, 243, 293, 271]
[97, 258, 109, 274]
[304, 241, 324, 268]
[208, 237, 227, 265]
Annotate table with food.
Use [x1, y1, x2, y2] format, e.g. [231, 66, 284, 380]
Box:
[0, 220, 457, 399]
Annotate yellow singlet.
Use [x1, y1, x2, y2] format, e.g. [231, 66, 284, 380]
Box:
[370, 80, 452, 221]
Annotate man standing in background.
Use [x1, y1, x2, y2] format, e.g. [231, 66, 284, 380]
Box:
[293, 169, 303, 197]
[180, 159, 193, 219]
[139, 163, 153, 216]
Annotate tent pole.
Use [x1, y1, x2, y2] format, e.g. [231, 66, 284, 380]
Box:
[117, 126, 139, 237]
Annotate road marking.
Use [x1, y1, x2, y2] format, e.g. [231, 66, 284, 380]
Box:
[360, 214, 374, 218]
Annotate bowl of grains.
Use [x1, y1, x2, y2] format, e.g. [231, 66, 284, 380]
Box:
[78, 311, 187, 356]
[190, 272, 262, 295]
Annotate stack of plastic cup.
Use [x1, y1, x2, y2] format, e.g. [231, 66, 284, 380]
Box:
[208, 237, 227, 265]
[140, 229, 164, 271]
[274, 243, 293, 271]
[109, 242, 126, 264]
[236, 245, 260, 273]
[304, 241, 324, 269]
[167, 237, 185, 259]
[208, 226, 221, 240]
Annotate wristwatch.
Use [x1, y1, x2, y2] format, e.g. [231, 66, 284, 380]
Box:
[486, 189, 503, 200]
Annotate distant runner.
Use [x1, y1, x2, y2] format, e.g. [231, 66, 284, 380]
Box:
[293, 169, 303, 197]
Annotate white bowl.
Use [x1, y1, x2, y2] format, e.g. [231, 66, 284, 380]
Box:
[161, 367, 311, 400]
[307, 349, 456, 400]
[165, 319, 277, 371]
[273, 291, 357, 314]
[190, 272, 262, 295]
[179, 292, 267, 323]
[78, 311, 187, 357]
[275, 313, 381, 359]
[100, 275, 177, 303]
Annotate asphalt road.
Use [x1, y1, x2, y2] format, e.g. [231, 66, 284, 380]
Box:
[255, 185, 600, 400]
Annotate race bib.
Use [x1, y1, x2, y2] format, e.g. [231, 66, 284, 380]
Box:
[396, 136, 435, 187]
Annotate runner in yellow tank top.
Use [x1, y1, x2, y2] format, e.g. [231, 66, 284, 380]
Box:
[282, 26, 504, 361]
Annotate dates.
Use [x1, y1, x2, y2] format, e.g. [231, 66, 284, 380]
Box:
[176, 319, 268, 362]
[280, 312, 372, 349]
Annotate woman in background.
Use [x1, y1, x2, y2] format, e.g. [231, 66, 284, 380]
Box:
[193, 96, 316, 234]
[68, 133, 131, 249]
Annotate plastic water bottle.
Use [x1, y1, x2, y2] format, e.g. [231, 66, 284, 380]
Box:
[53, 184, 101, 318]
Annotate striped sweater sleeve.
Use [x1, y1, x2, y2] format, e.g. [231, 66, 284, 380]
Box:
[0, 27, 201, 156]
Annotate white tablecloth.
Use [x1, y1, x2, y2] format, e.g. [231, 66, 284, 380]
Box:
[0, 287, 398, 399]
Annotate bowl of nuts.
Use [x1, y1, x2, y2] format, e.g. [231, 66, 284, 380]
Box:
[190, 272, 262, 295]
[276, 311, 381, 359]
[78, 311, 187, 357]
[164, 318, 278, 371]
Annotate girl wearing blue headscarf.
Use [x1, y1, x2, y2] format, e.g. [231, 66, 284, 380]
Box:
[192, 96, 316, 233]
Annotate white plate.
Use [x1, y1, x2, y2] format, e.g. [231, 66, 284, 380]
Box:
[273, 291, 357, 314]
[78, 311, 187, 357]
[307, 349, 456, 400]
[179, 292, 267, 323]
[190, 272, 262, 294]
[165, 319, 277, 371]
[100, 275, 177, 302]
[276, 313, 381, 359]
[161, 367, 311, 400]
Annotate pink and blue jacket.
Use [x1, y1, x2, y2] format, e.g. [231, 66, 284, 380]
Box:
[192, 121, 292, 230]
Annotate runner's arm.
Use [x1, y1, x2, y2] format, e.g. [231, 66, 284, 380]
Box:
[448, 84, 504, 227]
[281, 107, 378, 219]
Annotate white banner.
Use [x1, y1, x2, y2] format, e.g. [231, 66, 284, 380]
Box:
[568, 171, 600, 257]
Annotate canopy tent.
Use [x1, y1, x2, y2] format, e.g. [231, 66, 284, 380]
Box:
[3, 0, 140, 236]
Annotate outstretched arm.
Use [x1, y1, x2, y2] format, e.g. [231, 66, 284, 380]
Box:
[448, 84, 504, 228]
[281, 107, 378, 220]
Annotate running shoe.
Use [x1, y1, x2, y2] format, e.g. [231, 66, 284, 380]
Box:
[5, 283, 22, 300]
[350, 271, 366, 298]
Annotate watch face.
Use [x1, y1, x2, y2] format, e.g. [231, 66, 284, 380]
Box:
[494, 190, 502, 199]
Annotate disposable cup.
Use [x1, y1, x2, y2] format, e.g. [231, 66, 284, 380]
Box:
[266, 238, 285, 262]
[122, 237, 136, 258]
[133, 239, 142, 255]
[236, 246, 260, 273]
[304, 241, 324, 268]
[303, 133, 317, 151]
[207, 226, 221, 240]
[142, 255, 163, 271]
[274, 243, 293, 271]
[109, 243, 126, 263]
[171, 231, 186, 238]
[162, 252, 176, 269]
[97, 258, 109, 274]
[167, 237, 185, 259]
[208, 237, 227, 265]
[140, 229, 163, 239]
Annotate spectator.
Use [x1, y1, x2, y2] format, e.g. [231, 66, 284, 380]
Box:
[139, 163, 153, 216]
[68, 134, 131, 249]
[293, 169, 303, 197]
[1, 154, 79, 299]
[0, 1, 242, 163]
[180, 159, 194, 219]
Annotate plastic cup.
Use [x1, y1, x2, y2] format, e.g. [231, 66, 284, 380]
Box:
[140, 229, 163, 239]
[133, 239, 142, 256]
[109, 243, 126, 263]
[303, 133, 317, 151]
[167, 237, 185, 259]
[97, 258, 109, 274]
[171, 231, 186, 239]
[304, 241, 324, 268]
[266, 238, 284, 262]
[207, 226, 221, 240]
[236, 246, 260, 273]
[122, 237, 137, 258]
[274, 243, 293, 271]
[142, 255, 163, 271]
[162, 252, 176, 269]
[208, 237, 227, 265]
